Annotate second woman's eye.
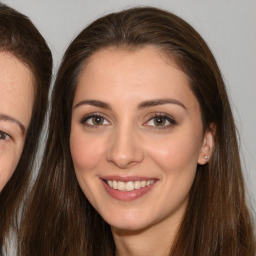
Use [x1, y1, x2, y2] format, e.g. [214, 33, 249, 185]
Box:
[145, 114, 176, 128]
[81, 115, 110, 127]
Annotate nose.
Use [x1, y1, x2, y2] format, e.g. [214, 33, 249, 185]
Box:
[107, 126, 144, 169]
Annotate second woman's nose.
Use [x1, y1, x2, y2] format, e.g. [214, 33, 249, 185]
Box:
[106, 124, 144, 169]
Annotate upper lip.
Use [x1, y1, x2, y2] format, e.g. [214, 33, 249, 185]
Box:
[100, 176, 158, 182]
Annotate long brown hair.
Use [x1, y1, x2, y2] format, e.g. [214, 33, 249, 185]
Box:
[0, 3, 52, 251]
[21, 7, 255, 256]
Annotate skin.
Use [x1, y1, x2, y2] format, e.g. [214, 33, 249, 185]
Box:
[70, 46, 214, 256]
[0, 52, 34, 192]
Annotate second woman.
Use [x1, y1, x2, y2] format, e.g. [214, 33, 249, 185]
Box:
[21, 6, 255, 256]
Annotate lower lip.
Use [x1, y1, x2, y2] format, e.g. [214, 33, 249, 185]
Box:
[101, 180, 156, 201]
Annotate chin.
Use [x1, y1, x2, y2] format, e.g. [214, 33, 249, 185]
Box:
[102, 211, 156, 233]
[110, 221, 150, 234]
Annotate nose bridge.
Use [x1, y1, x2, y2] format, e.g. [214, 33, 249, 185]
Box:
[107, 120, 144, 168]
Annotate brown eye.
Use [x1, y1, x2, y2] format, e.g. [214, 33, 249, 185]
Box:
[153, 117, 167, 126]
[92, 116, 104, 125]
[144, 114, 176, 129]
[81, 114, 110, 127]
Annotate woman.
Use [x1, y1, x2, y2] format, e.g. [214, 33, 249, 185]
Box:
[21, 7, 255, 256]
[0, 3, 52, 254]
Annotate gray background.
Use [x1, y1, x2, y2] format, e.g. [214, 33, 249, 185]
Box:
[3, 0, 256, 211]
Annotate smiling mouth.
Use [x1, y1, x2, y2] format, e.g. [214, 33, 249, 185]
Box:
[104, 180, 155, 192]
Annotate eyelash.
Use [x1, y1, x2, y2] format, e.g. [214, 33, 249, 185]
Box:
[80, 112, 176, 129]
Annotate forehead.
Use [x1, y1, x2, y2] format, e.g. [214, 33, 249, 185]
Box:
[0, 52, 34, 129]
[75, 47, 199, 110]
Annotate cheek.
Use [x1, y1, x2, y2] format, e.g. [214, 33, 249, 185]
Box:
[70, 130, 106, 172]
[146, 129, 202, 175]
[69, 129, 108, 207]
[144, 131, 202, 216]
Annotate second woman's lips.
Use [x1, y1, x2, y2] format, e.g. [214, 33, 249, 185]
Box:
[100, 176, 158, 200]
[105, 179, 155, 192]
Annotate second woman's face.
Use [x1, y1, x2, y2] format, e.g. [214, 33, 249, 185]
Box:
[0, 53, 34, 191]
[70, 46, 213, 232]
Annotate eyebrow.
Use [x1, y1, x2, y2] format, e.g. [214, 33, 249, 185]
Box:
[0, 114, 25, 134]
[74, 100, 112, 110]
[138, 98, 187, 110]
[74, 98, 187, 111]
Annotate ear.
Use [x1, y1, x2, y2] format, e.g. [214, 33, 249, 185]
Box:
[197, 124, 215, 165]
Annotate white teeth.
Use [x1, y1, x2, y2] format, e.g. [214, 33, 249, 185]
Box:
[117, 181, 125, 191]
[106, 179, 155, 191]
[113, 180, 118, 189]
[134, 181, 141, 190]
[107, 180, 113, 188]
[126, 181, 134, 191]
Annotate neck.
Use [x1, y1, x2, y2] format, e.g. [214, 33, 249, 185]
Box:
[112, 211, 183, 256]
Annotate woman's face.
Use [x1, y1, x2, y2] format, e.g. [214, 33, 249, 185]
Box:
[0, 53, 34, 191]
[70, 46, 213, 232]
